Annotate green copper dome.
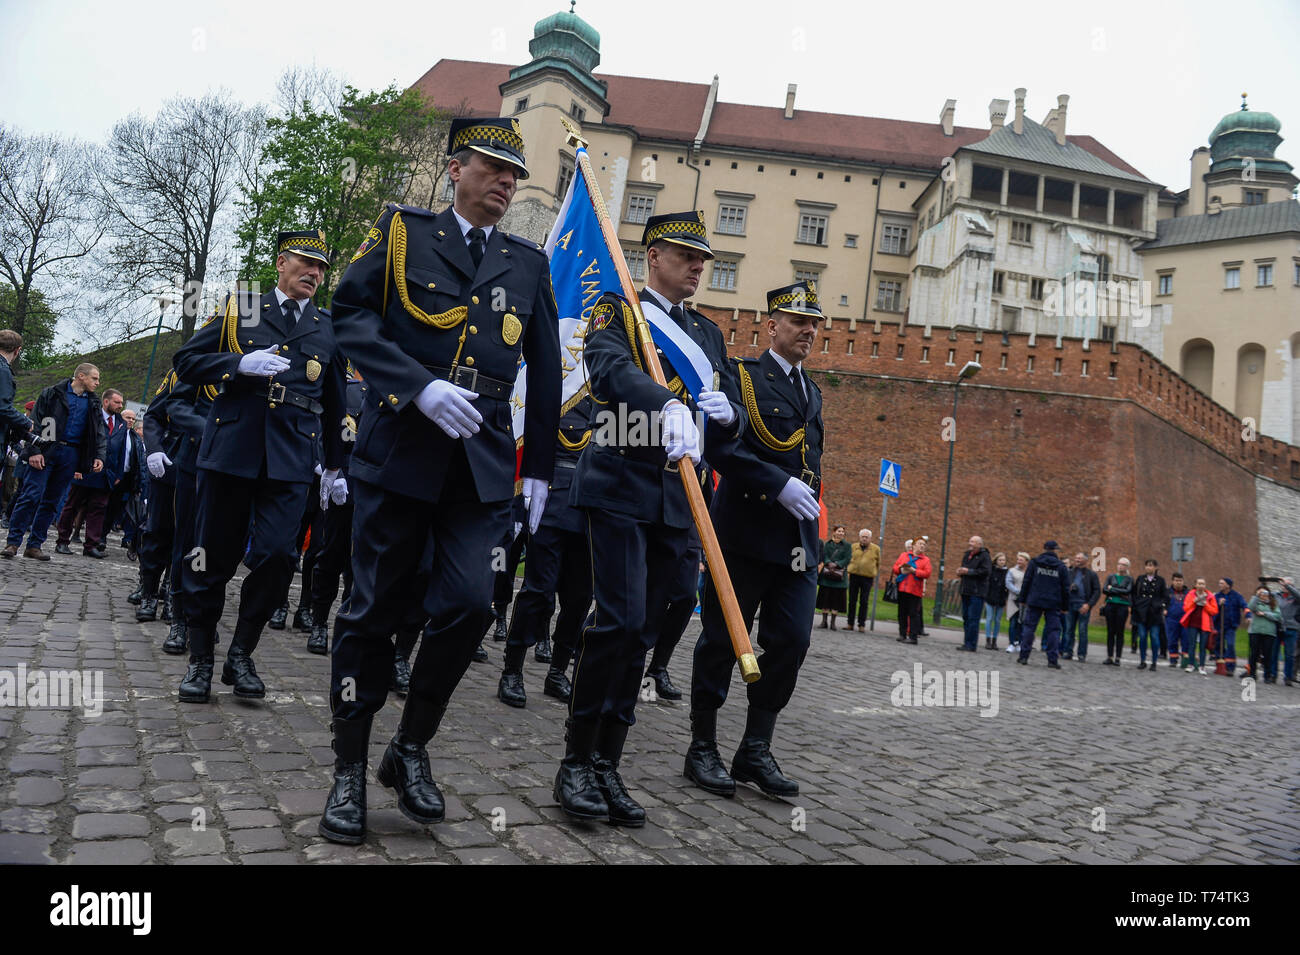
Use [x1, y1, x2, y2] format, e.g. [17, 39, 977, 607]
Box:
[529, 7, 601, 73]
[1209, 95, 1284, 166]
[533, 9, 600, 54]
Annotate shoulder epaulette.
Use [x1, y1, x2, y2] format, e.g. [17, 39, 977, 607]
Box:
[734, 355, 760, 365]
[388, 202, 434, 217]
[504, 232, 543, 251]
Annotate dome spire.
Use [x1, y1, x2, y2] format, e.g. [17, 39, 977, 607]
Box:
[1241, 91, 1248, 111]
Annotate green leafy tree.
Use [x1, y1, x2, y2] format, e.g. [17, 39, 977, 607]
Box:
[238, 85, 456, 305]
[0, 283, 67, 366]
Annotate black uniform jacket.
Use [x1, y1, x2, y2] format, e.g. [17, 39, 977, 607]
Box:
[329, 203, 560, 503]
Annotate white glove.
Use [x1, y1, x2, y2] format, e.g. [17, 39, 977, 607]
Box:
[661, 400, 701, 465]
[522, 477, 548, 535]
[146, 452, 172, 478]
[414, 379, 482, 439]
[320, 468, 347, 509]
[237, 345, 290, 377]
[777, 476, 820, 521]
[696, 389, 736, 427]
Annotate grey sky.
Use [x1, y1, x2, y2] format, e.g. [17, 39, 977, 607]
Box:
[2, 0, 1297, 191]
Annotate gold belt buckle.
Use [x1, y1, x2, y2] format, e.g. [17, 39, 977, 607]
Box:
[267, 380, 287, 407]
[450, 365, 479, 392]
[800, 468, 816, 488]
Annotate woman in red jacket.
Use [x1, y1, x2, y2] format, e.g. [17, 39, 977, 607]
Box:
[1180, 577, 1219, 674]
[893, 537, 932, 644]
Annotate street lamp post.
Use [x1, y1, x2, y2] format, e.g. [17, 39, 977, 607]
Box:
[932, 360, 981, 624]
[141, 295, 174, 404]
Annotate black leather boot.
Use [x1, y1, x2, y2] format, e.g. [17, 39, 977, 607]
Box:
[221, 621, 266, 699]
[684, 709, 736, 797]
[293, 606, 314, 632]
[159, 586, 173, 622]
[307, 622, 329, 655]
[162, 618, 188, 655]
[318, 716, 372, 845]
[178, 628, 215, 703]
[268, 601, 288, 630]
[391, 627, 417, 694]
[534, 636, 552, 664]
[553, 718, 609, 822]
[646, 664, 682, 701]
[544, 643, 573, 701]
[497, 644, 527, 708]
[732, 708, 798, 798]
[593, 721, 645, 827]
[376, 697, 446, 825]
[127, 572, 144, 605]
[136, 594, 158, 622]
[471, 641, 489, 663]
[492, 611, 507, 642]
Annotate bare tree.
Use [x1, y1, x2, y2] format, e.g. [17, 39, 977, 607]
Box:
[0, 126, 104, 350]
[96, 91, 258, 341]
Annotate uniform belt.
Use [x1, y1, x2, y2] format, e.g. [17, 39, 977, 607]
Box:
[423, 363, 513, 401]
[795, 468, 821, 495]
[266, 380, 323, 415]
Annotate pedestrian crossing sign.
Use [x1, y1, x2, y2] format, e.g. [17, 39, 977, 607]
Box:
[879, 459, 900, 498]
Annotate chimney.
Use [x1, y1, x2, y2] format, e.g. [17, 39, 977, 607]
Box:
[1188, 147, 1210, 216]
[784, 84, 797, 120]
[988, 98, 1008, 131]
[1013, 88, 1026, 135]
[939, 98, 956, 136]
[1054, 94, 1069, 145]
[1041, 107, 1059, 137]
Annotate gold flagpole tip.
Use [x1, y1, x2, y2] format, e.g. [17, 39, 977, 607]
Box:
[739, 653, 761, 683]
[560, 115, 588, 150]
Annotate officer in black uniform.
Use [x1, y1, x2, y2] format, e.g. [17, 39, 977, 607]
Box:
[307, 368, 367, 655]
[171, 231, 347, 703]
[317, 118, 560, 846]
[684, 282, 825, 800]
[487, 493, 528, 643]
[497, 394, 595, 708]
[555, 211, 743, 827]
[135, 371, 183, 623]
[142, 361, 214, 655]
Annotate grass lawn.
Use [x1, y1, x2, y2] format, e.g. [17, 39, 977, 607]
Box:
[12, 331, 183, 407]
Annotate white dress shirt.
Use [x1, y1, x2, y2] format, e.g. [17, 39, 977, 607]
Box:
[274, 286, 311, 319]
[451, 207, 494, 245]
[766, 348, 806, 400]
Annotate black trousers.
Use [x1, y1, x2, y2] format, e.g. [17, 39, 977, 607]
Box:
[847, 574, 874, 626]
[691, 550, 816, 714]
[569, 509, 690, 726]
[1104, 604, 1130, 657]
[274, 478, 321, 611]
[170, 469, 198, 616]
[330, 460, 510, 720]
[649, 544, 700, 671]
[505, 520, 590, 656]
[310, 494, 354, 623]
[137, 478, 176, 593]
[492, 529, 527, 614]
[897, 591, 923, 638]
[181, 467, 310, 633]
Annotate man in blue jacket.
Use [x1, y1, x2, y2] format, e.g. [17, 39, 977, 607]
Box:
[1060, 551, 1100, 661]
[1213, 577, 1246, 676]
[54, 388, 130, 557]
[3, 363, 106, 560]
[1017, 541, 1071, 668]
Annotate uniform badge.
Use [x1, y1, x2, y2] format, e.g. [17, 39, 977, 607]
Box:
[589, 302, 614, 333]
[502, 314, 523, 346]
[351, 227, 382, 263]
[713, 370, 720, 392]
[306, 359, 322, 381]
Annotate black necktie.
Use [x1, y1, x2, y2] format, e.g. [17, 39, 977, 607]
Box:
[668, 305, 686, 329]
[467, 228, 486, 268]
[790, 368, 808, 417]
[282, 298, 299, 327]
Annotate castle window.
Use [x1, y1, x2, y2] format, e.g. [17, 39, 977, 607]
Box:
[514, 97, 529, 113]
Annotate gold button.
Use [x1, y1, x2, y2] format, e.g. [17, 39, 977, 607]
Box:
[215, 418, 221, 423]
[247, 340, 253, 345]
[471, 295, 480, 305]
[388, 395, 398, 405]
[310, 432, 315, 438]
[428, 282, 436, 289]
[760, 494, 767, 501]
[510, 305, 517, 313]
[268, 403, 276, 409]
[222, 373, 230, 381]
[281, 345, 288, 352]
[465, 356, 475, 366]
[469, 325, 478, 334]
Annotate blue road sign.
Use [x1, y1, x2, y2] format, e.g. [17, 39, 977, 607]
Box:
[879, 459, 900, 498]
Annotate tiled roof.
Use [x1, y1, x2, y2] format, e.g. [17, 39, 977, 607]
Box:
[412, 59, 1149, 177]
[961, 117, 1155, 185]
[1138, 199, 1300, 249]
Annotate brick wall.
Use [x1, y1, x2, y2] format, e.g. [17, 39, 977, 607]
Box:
[693, 304, 1300, 585]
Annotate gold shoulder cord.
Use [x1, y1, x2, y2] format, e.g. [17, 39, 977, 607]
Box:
[390, 210, 473, 372]
[737, 362, 808, 469]
[558, 428, 591, 451]
[620, 299, 643, 372]
[201, 294, 246, 402]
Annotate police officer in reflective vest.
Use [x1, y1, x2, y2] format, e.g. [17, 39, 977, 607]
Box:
[318, 118, 560, 845]
[171, 231, 347, 704]
[556, 211, 742, 827]
[685, 282, 824, 799]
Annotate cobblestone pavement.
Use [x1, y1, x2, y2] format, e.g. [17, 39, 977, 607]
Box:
[1, 542, 1297, 865]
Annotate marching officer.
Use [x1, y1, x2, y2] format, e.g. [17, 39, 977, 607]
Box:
[496, 394, 595, 708]
[307, 366, 367, 655]
[141, 363, 214, 655]
[317, 117, 560, 845]
[684, 282, 825, 799]
[171, 231, 347, 703]
[555, 211, 743, 826]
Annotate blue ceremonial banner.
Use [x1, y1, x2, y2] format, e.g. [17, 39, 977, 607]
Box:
[511, 148, 618, 438]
